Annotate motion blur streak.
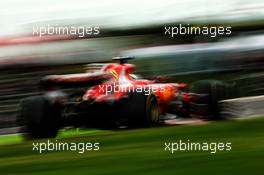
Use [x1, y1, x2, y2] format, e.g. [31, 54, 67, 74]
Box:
[0, 1, 264, 175]
[0, 0, 263, 131]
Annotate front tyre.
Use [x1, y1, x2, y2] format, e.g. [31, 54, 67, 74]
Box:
[126, 93, 160, 126]
[146, 94, 160, 125]
[190, 80, 235, 120]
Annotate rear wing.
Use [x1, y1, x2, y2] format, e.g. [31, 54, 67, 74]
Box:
[40, 72, 111, 89]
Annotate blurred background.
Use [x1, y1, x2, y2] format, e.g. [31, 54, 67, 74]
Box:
[0, 0, 264, 129]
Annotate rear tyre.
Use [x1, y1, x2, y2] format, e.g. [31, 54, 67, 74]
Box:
[20, 96, 61, 138]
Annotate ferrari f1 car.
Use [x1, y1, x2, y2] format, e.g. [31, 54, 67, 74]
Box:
[19, 56, 234, 138]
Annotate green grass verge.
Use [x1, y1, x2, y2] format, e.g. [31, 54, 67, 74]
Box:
[0, 118, 264, 175]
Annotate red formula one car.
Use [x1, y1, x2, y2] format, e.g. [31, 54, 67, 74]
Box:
[19, 56, 232, 138]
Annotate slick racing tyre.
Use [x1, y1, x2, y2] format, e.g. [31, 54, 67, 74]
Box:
[190, 80, 235, 120]
[20, 96, 61, 138]
[146, 94, 160, 125]
[126, 92, 160, 126]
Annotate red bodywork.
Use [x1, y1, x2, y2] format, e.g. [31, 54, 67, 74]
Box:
[83, 63, 187, 114]
[43, 62, 190, 115]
